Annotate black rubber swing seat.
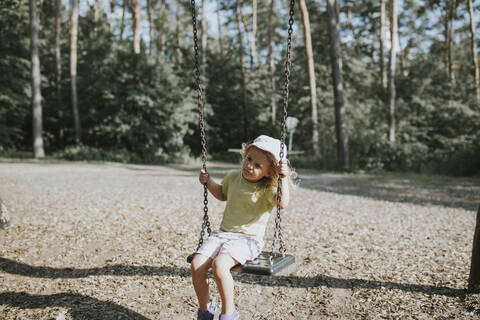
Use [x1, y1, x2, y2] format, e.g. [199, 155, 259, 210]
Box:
[187, 251, 295, 276]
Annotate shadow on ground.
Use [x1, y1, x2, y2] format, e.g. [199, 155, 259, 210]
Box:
[299, 175, 479, 211]
[0, 257, 466, 298]
[160, 163, 479, 211]
[0, 291, 149, 320]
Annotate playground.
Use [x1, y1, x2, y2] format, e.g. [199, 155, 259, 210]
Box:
[0, 160, 479, 319]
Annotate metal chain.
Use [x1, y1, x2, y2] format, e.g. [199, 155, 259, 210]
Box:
[191, 0, 211, 251]
[271, 0, 295, 261]
[190, 0, 294, 256]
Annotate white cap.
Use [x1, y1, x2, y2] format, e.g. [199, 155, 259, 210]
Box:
[249, 135, 287, 163]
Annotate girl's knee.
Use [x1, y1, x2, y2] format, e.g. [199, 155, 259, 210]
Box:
[211, 254, 235, 276]
[191, 254, 211, 275]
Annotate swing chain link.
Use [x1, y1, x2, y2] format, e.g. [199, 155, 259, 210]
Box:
[190, 0, 295, 259]
[191, 0, 211, 251]
[270, 0, 295, 263]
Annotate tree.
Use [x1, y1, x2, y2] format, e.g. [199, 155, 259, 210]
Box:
[327, 0, 349, 169]
[201, 0, 207, 65]
[147, 0, 155, 54]
[447, 0, 456, 84]
[120, 0, 127, 42]
[70, 0, 81, 143]
[252, 0, 257, 66]
[298, 0, 319, 156]
[387, 0, 397, 143]
[132, 0, 140, 53]
[92, 0, 99, 31]
[109, 0, 115, 32]
[243, 0, 257, 66]
[469, 204, 480, 292]
[380, 0, 387, 91]
[159, 0, 166, 56]
[216, 0, 223, 55]
[175, 1, 184, 60]
[0, 198, 10, 229]
[235, 0, 248, 138]
[55, 0, 61, 101]
[467, 0, 479, 102]
[267, 0, 275, 124]
[30, 0, 45, 158]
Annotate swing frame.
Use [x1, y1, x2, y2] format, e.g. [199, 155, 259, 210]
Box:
[187, 0, 296, 277]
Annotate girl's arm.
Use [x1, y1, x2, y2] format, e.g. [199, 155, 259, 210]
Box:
[199, 169, 227, 201]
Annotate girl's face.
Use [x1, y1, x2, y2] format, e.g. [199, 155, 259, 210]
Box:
[242, 147, 272, 183]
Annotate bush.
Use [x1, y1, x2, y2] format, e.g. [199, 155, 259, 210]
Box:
[427, 144, 480, 176]
[53, 145, 140, 163]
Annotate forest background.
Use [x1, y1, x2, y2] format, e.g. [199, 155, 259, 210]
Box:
[1, 0, 479, 176]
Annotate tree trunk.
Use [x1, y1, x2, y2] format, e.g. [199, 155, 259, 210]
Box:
[347, 6, 352, 25]
[335, 0, 342, 60]
[236, 0, 248, 139]
[448, 0, 456, 84]
[468, 0, 480, 102]
[55, 0, 61, 101]
[469, 204, 480, 292]
[398, 36, 409, 77]
[70, 0, 80, 143]
[216, 0, 223, 55]
[132, 0, 140, 54]
[147, 0, 154, 54]
[397, 8, 407, 77]
[120, 0, 127, 42]
[267, 0, 276, 125]
[201, 0, 207, 65]
[251, 0, 257, 66]
[30, 0, 45, 158]
[444, 2, 449, 77]
[93, 0, 99, 32]
[55, 0, 63, 140]
[299, 0, 319, 156]
[388, 0, 397, 144]
[0, 198, 11, 229]
[175, 3, 183, 60]
[110, 0, 115, 33]
[242, 15, 254, 67]
[380, 0, 387, 91]
[160, 0, 166, 56]
[327, 0, 349, 169]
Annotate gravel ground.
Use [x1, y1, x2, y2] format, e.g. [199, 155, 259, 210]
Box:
[0, 160, 479, 319]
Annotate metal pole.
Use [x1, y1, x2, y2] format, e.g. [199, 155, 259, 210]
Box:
[288, 130, 293, 152]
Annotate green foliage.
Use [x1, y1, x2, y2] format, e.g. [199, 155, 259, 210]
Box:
[0, 0, 31, 148]
[0, 0, 479, 176]
[76, 45, 196, 162]
[289, 155, 331, 171]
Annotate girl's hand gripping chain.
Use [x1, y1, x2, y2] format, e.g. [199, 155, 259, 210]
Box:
[278, 160, 289, 179]
[276, 160, 290, 209]
[199, 169, 226, 201]
[199, 169, 210, 185]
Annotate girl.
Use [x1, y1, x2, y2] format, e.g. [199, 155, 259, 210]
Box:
[191, 135, 293, 320]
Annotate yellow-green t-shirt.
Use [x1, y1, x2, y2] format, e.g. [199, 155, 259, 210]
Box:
[220, 171, 276, 242]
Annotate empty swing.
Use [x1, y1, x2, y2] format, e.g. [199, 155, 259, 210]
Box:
[187, 0, 296, 276]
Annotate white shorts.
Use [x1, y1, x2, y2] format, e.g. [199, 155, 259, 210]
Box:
[196, 230, 263, 264]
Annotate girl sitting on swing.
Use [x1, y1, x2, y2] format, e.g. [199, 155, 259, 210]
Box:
[191, 135, 294, 320]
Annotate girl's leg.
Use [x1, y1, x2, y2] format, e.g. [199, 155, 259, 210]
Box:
[191, 254, 213, 311]
[211, 253, 238, 315]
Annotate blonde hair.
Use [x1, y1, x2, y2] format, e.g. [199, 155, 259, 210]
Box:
[242, 144, 297, 190]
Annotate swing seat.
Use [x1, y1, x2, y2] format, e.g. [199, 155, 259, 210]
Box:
[187, 251, 295, 276]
